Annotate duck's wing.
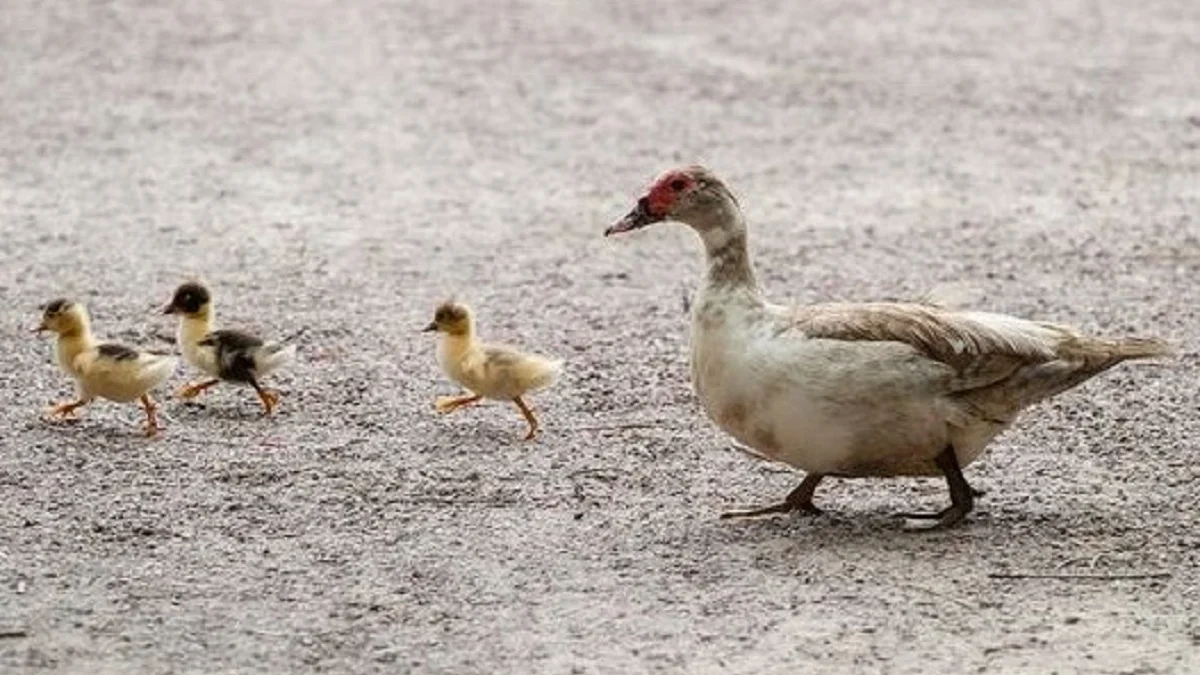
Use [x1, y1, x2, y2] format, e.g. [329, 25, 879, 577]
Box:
[789, 302, 1072, 390]
[793, 303, 1066, 363]
[790, 302, 1169, 405]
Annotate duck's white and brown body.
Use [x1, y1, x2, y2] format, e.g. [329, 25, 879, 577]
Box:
[38, 299, 176, 436]
[425, 301, 562, 440]
[163, 282, 296, 414]
[606, 166, 1171, 528]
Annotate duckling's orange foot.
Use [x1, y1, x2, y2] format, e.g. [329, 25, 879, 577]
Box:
[522, 425, 541, 441]
[256, 389, 281, 415]
[435, 395, 481, 415]
[44, 401, 83, 421]
[143, 418, 162, 437]
[176, 381, 212, 400]
[139, 395, 162, 437]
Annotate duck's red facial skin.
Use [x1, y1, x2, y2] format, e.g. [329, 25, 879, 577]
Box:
[645, 170, 695, 217]
[604, 168, 698, 237]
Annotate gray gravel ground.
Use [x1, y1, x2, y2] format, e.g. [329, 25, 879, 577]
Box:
[2, 0, 1199, 673]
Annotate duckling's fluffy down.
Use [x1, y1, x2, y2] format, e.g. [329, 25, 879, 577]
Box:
[471, 347, 562, 400]
[72, 351, 177, 402]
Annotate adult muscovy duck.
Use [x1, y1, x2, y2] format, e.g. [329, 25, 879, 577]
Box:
[605, 165, 1170, 529]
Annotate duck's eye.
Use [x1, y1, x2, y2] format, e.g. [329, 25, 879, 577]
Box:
[669, 179, 687, 192]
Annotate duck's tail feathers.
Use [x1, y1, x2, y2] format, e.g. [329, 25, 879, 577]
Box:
[1018, 336, 1173, 405]
[1063, 336, 1174, 369]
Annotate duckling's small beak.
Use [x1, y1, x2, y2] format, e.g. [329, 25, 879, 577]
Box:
[160, 302, 177, 315]
[422, 322, 438, 333]
[605, 197, 664, 237]
[31, 322, 47, 334]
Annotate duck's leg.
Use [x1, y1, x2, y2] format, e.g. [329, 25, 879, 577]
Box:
[720, 473, 825, 519]
[513, 396, 540, 440]
[176, 378, 220, 400]
[249, 378, 280, 415]
[140, 394, 162, 437]
[897, 445, 975, 530]
[44, 398, 91, 420]
[434, 393, 481, 414]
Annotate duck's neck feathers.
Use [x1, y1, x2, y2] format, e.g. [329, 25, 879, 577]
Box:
[696, 195, 759, 294]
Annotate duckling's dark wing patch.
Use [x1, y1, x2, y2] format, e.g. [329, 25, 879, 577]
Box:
[207, 329, 264, 382]
[206, 329, 264, 350]
[97, 343, 140, 361]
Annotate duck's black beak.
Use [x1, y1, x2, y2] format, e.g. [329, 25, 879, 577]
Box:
[604, 197, 664, 237]
[422, 322, 438, 333]
[160, 302, 177, 315]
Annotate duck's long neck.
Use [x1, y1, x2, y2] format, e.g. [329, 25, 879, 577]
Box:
[697, 199, 758, 293]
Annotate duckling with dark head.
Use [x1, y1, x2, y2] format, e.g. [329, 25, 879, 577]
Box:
[162, 281, 296, 415]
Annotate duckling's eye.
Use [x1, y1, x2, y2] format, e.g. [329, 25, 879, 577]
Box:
[669, 178, 688, 192]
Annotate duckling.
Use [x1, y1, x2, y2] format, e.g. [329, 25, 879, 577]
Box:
[161, 281, 296, 415]
[35, 299, 177, 437]
[424, 301, 562, 440]
[606, 165, 1172, 529]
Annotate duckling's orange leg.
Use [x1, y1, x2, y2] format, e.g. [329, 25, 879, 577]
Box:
[140, 394, 162, 437]
[513, 396, 540, 441]
[434, 394, 481, 414]
[249, 379, 280, 415]
[720, 473, 825, 520]
[176, 378, 220, 400]
[44, 399, 90, 421]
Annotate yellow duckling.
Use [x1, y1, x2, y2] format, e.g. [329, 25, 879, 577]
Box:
[35, 299, 177, 437]
[424, 301, 562, 440]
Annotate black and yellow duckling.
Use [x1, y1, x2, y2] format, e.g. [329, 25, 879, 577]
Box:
[161, 281, 296, 415]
